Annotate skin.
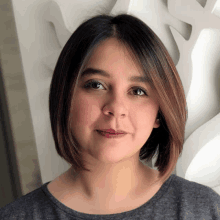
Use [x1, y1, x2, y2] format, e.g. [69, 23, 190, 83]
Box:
[49, 38, 161, 212]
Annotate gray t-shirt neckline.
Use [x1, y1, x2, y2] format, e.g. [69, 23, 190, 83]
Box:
[41, 174, 175, 219]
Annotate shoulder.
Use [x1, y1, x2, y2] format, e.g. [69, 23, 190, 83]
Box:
[0, 183, 50, 219]
[169, 175, 220, 219]
[171, 174, 220, 198]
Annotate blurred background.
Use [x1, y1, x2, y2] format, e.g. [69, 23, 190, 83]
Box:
[0, 0, 42, 207]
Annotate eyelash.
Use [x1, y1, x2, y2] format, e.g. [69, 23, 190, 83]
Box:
[83, 79, 148, 97]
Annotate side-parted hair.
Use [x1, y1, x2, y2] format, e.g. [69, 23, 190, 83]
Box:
[49, 13, 188, 186]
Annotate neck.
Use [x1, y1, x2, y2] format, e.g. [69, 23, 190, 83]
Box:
[68, 158, 155, 203]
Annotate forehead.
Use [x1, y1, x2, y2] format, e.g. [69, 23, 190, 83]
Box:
[78, 39, 157, 89]
[86, 38, 142, 72]
[80, 39, 152, 85]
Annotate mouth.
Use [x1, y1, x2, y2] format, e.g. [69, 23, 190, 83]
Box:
[96, 130, 127, 138]
[97, 128, 128, 134]
[97, 130, 126, 135]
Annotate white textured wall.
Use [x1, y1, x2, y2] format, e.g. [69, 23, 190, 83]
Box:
[11, 0, 70, 183]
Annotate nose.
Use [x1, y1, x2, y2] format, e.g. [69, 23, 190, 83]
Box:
[102, 94, 128, 118]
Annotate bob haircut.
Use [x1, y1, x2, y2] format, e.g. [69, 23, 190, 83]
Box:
[49, 13, 188, 186]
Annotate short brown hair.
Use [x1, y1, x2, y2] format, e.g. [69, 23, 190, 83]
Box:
[49, 13, 188, 186]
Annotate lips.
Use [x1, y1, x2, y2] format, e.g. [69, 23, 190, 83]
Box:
[97, 129, 127, 134]
[100, 131, 124, 135]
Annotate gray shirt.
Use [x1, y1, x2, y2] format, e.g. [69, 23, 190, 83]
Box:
[1, 174, 220, 219]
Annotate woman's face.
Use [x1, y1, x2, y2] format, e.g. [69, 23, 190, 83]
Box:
[70, 38, 160, 166]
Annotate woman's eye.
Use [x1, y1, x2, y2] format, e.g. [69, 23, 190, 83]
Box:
[132, 87, 147, 96]
[83, 80, 147, 97]
[84, 80, 104, 90]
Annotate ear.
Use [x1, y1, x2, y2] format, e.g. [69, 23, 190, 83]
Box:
[153, 118, 160, 128]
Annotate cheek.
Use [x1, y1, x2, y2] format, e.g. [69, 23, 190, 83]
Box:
[71, 96, 100, 126]
[136, 104, 159, 130]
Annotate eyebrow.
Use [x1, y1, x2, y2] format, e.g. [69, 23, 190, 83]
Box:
[80, 68, 149, 83]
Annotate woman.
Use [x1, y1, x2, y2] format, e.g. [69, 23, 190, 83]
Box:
[1, 13, 220, 219]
